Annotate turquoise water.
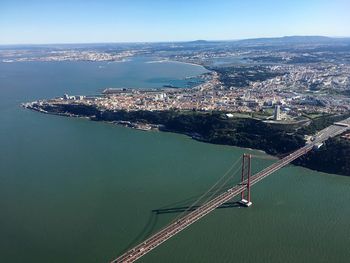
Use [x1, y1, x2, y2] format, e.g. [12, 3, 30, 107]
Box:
[0, 59, 349, 263]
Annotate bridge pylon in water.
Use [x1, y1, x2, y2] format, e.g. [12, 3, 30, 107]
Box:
[239, 153, 252, 207]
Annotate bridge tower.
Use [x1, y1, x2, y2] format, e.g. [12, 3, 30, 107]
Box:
[239, 154, 252, 207]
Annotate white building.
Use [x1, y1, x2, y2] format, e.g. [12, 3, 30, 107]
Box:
[274, 105, 281, 121]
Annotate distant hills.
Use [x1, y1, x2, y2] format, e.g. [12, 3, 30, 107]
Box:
[233, 35, 347, 45]
[175, 36, 350, 48]
[184, 36, 350, 45]
[2, 36, 350, 49]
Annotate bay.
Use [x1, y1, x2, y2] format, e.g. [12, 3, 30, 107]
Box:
[0, 58, 349, 263]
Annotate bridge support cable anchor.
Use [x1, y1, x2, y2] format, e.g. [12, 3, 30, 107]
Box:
[239, 154, 252, 207]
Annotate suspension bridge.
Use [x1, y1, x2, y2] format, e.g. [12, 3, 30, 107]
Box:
[111, 118, 350, 263]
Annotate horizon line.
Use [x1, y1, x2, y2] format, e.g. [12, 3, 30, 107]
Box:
[1, 35, 350, 47]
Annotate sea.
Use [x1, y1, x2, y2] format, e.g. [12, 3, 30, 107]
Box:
[0, 57, 349, 263]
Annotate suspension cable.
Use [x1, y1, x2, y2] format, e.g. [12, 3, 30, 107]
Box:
[198, 163, 242, 206]
[169, 156, 242, 224]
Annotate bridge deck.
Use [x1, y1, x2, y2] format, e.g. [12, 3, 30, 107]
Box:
[111, 119, 350, 263]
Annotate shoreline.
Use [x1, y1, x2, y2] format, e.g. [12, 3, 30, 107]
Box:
[145, 58, 206, 68]
[22, 103, 349, 176]
[23, 103, 276, 158]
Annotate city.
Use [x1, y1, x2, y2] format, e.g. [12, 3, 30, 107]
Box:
[1, 1, 350, 263]
[23, 38, 350, 122]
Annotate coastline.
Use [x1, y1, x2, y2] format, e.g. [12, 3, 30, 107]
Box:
[145, 58, 206, 68]
[22, 102, 350, 177]
[22, 103, 273, 156]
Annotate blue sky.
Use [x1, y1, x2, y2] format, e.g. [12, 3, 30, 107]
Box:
[0, 0, 349, 44]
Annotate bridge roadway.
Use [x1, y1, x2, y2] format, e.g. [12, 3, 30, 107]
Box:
[111, 119, 350, 263]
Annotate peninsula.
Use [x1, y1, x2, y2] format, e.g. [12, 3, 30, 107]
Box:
[22, 64, 350, 176]
[20, 36, 350, 177]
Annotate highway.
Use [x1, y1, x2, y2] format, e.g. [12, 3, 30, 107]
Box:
[111, 118, 350, 263]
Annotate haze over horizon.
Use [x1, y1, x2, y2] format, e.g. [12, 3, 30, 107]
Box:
[1, 0, 350, 45]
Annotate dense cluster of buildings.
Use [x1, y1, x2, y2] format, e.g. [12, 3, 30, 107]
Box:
[244, 63, 350, 114]
[14, 40, 350, 121]
[252, 63, 350, 92]
[0, 50, 137, 62]
[37, 62, 350, 123]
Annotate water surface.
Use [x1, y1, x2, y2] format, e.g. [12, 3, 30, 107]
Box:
[0, 59, 349, 263]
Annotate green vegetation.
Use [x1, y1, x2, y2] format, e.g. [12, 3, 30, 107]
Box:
[302, 112, 327, 119]
[96, 109, 305, 155]
[95, 109, 350, 176]
[41, 103, 350, 176]
[294, 137, 350, 176]
[298, 113, 350, 135]
[212, 65, 284, 88]
[251, 111, 272, 120]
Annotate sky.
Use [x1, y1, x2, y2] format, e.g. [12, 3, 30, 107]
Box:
[0, 0, 350, 45]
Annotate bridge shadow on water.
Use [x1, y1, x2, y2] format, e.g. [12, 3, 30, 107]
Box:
[121, 191, 241, 253]
[152, 201, 242, 215]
